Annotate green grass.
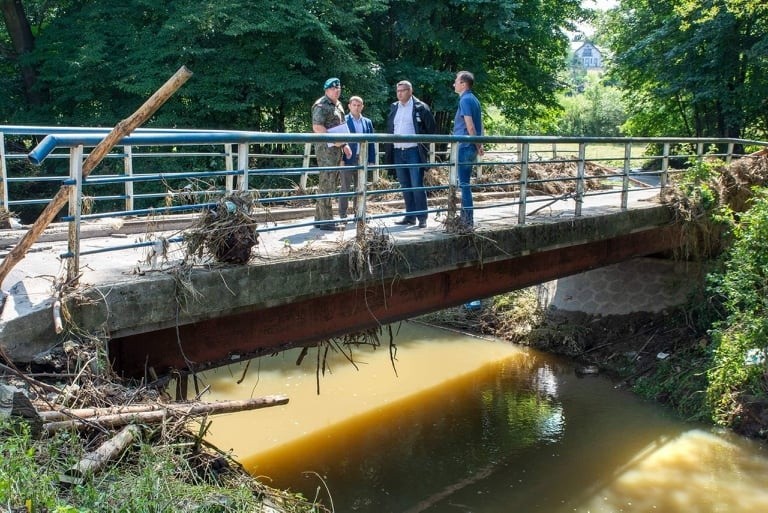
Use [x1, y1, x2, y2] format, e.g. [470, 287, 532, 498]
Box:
[0, 418, 325, 513]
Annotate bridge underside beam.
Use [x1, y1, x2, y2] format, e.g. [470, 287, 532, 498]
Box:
[110, 224, 681, 379]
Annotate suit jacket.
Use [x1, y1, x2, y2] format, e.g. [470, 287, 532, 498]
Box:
[343, 114, 376, 166]
[384, 96, 437, 165]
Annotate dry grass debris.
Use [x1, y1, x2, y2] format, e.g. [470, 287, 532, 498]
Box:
[185, 191, 259, 264]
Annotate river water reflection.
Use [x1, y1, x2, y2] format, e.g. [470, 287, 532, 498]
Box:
[198, 321, 768, 512]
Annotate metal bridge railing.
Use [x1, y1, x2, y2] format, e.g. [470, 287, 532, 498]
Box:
[1, 125, 766, 282]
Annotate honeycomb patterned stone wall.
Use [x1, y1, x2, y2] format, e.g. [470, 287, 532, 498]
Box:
[537, 257, 701, 316]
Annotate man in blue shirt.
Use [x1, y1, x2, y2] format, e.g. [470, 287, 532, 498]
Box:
[453, 71, 484, 228]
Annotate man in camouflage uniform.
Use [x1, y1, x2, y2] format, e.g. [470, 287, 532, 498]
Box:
[312, 77, 352, 230]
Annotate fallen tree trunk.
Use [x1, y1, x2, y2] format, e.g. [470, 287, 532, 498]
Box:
[39, 403, 172, 422]
[42, 395, 289, 432]
[0, 65, 193, 287]
[59, 424, 141, 486]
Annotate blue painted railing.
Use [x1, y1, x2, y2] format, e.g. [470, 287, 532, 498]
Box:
[2, 125, 766, 282]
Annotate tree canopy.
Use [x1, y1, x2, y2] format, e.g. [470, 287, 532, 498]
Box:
[603, 0, 768, 139]
[1, 0, 583, 132]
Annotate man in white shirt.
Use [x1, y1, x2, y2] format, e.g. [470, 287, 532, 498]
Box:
[384, 80, 436, 228]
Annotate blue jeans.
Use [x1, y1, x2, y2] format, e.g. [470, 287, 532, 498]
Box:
[394, 147, 427, 223]
[458, 144, 478, 225]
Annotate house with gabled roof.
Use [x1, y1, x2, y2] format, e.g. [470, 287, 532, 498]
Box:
[570, 40, 604, 70]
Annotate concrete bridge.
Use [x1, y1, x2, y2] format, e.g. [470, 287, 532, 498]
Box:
[5, 127, 753, 380]
[0, 187, 679, 379]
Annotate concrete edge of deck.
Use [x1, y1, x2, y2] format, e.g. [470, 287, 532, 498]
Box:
[0, 204, 677, 364]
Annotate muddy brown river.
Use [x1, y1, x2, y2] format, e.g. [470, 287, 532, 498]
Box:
[196, 321, 768, 512]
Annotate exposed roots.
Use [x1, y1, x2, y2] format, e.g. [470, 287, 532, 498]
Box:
[663, 151, 768, 261]
[346, 223, 403, 281]
[311, 324, 398, 394]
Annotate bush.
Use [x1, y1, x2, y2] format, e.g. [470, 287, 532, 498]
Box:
[706, 187, 768, 427]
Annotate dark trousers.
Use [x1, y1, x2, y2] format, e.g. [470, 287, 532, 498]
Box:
[394, 147, 427, 223]
[339, 166, 357, 218]
[458, 145, 478, 225]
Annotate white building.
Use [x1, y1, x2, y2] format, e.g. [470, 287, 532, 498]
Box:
[570, 41, 604, 69]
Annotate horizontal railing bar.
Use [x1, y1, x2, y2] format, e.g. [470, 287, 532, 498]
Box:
[24, 130, 767, 165]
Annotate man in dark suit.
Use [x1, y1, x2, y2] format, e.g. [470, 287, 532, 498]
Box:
[385, 80, 437, 228]
[340, 95, 376, 220]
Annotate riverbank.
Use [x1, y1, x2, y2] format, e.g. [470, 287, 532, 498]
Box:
[0, 347, 327, 513]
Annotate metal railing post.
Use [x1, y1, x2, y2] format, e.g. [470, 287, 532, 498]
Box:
[518, 143, 529, 225]
[449, 143, 459, 221]
[224, 143, 234, 192]
[237, 143, 249, 192]
[697, 142, 704, 163]
[726, 142, 734, 165]
[575, 143, 586, 217]
[67, 145, 84, 284]
[301, 143, 312, 190]
[372, 142, 380, 183]
[355, 142, 369, 237]
[660, 142, 670, 199]
[123, 145, 134, 212]
[0, 133, 8, 211]
[621, 142, 631, 209]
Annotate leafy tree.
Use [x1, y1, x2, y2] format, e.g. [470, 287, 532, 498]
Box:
[3, 0, 588, 135]
[556, 74, 627, 136]
[366, 0, 585, 133]
[23, 0, 383, 131]
[604, 0, 768, 140]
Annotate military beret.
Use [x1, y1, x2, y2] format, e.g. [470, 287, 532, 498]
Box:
[323, 77, 341, 89]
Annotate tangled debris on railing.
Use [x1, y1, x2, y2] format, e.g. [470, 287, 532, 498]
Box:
[714, 148, 768, 213]
[185, 191, 259, 264]
[664, 149, 768, 260]
[346, 223, 401, 281]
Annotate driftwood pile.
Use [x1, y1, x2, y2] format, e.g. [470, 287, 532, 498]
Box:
[185, 191, 260, 264]
[1, 380, 287, 486]
[715, 149, 768, 213]
[475, 159, 615, 195]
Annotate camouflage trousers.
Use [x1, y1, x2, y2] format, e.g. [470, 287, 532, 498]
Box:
[314, 144, 342, 222]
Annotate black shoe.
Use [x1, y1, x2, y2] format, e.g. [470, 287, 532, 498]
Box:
[394, 218, 416, 226]
[418, 220, 427, 228]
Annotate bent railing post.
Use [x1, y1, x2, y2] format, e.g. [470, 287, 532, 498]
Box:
[0, 65, 193, 288]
